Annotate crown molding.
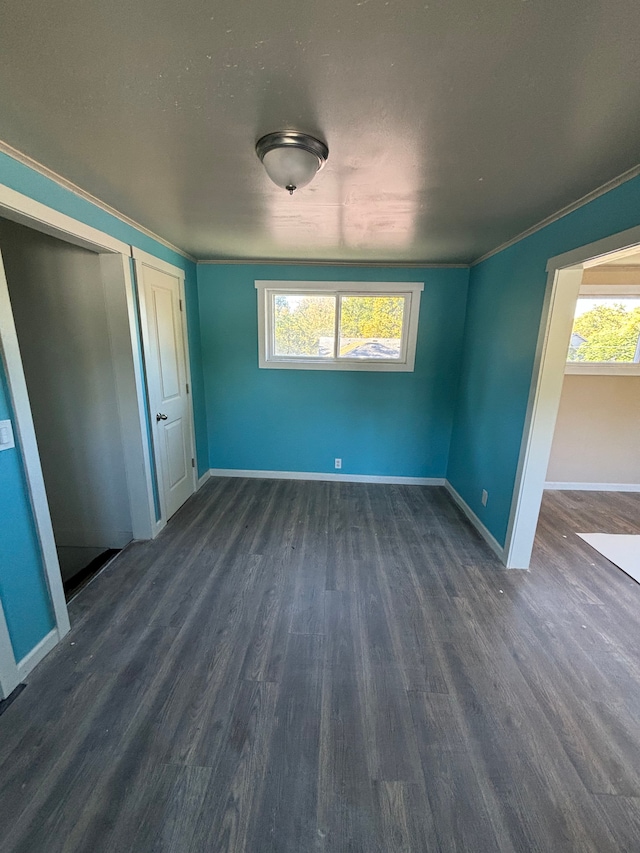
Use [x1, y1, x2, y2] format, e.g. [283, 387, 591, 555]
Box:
[0, 139, 196, 262]
[197, 258, 469, 268]
[472, 162, 640, 267]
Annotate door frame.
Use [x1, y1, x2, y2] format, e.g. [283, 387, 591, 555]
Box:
[0, 602, 18, 699]
[0, 185, 158, 696]
[504, 223, 640, 569]
[133, 247, 197, 530]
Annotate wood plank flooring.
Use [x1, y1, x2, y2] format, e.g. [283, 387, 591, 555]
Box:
[1, 480, 640, 852]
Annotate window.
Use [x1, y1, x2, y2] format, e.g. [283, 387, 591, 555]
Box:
[255, 281, 423, 371]
[565, 287, 640, 375]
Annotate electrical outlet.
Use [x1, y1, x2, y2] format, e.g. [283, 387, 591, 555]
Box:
[334, 458, 342, 470]
[481, 489, 488, 507]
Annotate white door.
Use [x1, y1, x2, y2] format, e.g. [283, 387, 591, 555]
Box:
[136, 253, 195, 522]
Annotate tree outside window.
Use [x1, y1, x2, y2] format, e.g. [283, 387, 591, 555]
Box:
[567, 298, 640, 363]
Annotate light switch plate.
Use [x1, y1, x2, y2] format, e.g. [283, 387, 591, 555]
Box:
[0, 419, 15, 451]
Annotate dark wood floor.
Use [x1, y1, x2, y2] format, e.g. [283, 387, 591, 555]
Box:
[1, 480, 640, 852]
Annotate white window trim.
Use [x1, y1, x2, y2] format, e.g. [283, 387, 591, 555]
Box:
[565, 362, 640, 375]
[255, 280, 423, 372]
[565, 284, 640, 375]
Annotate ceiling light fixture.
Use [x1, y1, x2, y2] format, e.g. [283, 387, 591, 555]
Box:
[255, 131, 329, 195]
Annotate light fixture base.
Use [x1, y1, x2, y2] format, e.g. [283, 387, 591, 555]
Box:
[256, 131, 329, 165]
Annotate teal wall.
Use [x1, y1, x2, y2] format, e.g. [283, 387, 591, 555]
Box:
[198, 264, 469, 478]
[0, 372, 54, 661]
[447, 172, 640, 546]
[0, 152, 206, 663]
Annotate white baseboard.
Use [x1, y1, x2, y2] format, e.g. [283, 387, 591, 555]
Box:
[16, 628, 59, 680]
[209, 468, 445, 486]
[443, 480, 506, 563]
[544, 481, 640, 492]
[197, 470, 211, 490]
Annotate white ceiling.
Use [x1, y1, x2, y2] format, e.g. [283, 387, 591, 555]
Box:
[1, 0, 640, 263]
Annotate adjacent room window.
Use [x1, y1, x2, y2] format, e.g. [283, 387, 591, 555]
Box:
[566, 289, 640, 375]
[255, 281, 423, 371]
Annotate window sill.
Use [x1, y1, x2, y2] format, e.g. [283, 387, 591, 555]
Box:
[565, 363, 640, 375]
[260, 358, 415, 372]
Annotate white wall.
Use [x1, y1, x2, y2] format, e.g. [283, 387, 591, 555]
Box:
[546, 374, 640, 485]
[0, 219, 132, 568]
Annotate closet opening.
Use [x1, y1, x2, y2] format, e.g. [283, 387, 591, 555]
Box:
[0, 218, 134, 600]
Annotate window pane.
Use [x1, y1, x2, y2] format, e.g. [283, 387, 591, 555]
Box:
[338, 296, 405, 360]
[567, 297, 640, 363]
[273, 294, 336, 357]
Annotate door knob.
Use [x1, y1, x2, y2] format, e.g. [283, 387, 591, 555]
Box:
[156, 413, 168, 422]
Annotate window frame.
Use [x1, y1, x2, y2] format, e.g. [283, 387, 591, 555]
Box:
[255, 280, 424, 371]
[565, 284, 640, 375]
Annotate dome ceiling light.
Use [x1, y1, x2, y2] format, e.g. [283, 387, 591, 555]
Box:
[255, 131, 329, 195]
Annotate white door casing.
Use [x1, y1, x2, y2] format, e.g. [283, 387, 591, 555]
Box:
[0, 238, 70, 697]
[134, 249, 196, 523]
[0, 598, 18, 700]
[504, 222, 640, 569]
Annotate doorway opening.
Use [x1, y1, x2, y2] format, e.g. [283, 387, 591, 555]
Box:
[0, 219, 134, 599]
[505, 225, 640, 571]
[537, 252, 640, 581]
[0, 186, 163, 698]
[546, 265, 640, 492]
